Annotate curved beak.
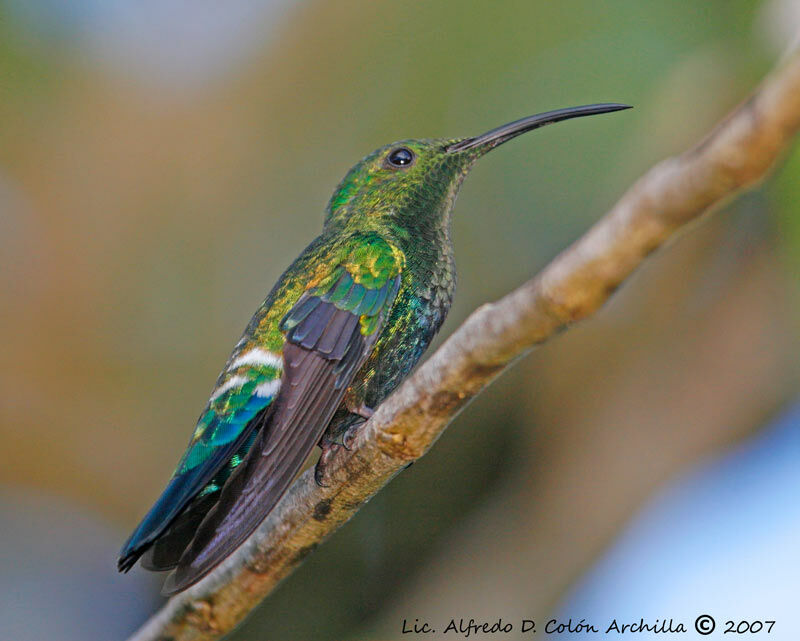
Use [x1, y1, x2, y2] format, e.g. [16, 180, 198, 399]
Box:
[447, 103, 631, 154]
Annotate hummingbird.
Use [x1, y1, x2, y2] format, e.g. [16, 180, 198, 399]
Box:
[118, 103, 630, 594]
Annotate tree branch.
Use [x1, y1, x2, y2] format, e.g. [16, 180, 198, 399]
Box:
[128, 47, 800, 641]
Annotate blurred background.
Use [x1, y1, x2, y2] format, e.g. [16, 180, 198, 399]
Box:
[1, 1, 799, 639]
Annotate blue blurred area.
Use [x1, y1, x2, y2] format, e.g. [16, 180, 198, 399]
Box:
[558, 402, 800, 639]
[0, 487, 159, 641]
[4, 0, 294, 87]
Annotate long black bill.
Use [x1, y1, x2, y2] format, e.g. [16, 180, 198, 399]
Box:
[447, 103, 631, 153]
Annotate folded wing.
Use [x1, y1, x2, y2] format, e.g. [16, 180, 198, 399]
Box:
[163, 234, 404, 594]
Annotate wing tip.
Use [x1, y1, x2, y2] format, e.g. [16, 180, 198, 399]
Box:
[160, 564, 207, 596]
[160, 570, 182, 596]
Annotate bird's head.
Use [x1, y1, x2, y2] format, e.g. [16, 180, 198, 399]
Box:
[324, 103, 631, 241]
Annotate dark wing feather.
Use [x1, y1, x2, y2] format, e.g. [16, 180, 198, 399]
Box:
[162, 273, 400, 594]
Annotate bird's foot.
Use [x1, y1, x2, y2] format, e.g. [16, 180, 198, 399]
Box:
[315, 440, 340, 487]
[339, 403, 373, 450]
[340, 419, 367, 451]
[315, 405, 376, 483]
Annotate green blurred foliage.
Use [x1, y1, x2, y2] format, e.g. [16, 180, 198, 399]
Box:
[773, 144, 800, 274]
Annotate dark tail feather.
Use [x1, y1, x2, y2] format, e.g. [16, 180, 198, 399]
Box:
[139, 492, 219, 571]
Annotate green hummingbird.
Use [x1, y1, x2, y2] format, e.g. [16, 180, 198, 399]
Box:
[118, 103, 630, 594]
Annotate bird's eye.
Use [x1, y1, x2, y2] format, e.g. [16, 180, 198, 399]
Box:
[386, 147, 415, 168]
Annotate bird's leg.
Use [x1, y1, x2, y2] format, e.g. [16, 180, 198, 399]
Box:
[349, 402, 374, 421]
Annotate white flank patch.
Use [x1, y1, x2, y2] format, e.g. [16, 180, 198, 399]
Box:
[210, 375, 249, 401]
[254, 379, 281, 399]
[228, 348, 283, 371]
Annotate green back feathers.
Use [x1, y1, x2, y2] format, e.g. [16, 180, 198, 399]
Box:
[281, 233, 404, 338]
